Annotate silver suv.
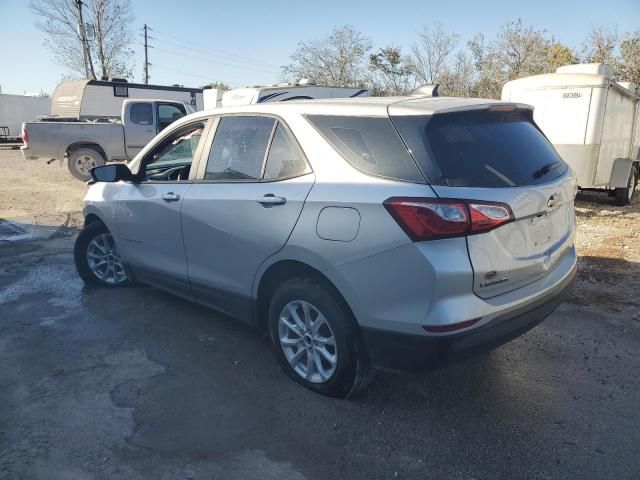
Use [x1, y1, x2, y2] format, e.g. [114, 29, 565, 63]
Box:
[75, 97, 577, 397]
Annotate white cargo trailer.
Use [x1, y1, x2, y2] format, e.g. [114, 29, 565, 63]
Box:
[47, 79, 204, 120]
[502, 63, 639, 205]
[0, 94, 51, 141]
[203, 79, 368, 109]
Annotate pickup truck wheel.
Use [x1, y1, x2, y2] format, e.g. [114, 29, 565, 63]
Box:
[614, 167, 637, 206]
[68, 147, 105, 181]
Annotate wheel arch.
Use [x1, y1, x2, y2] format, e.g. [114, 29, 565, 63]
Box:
[609, 157, 635, 188]
[64, 141, 109, 162]
[84, 212, 105, 227]
[255, 259, 359, 334]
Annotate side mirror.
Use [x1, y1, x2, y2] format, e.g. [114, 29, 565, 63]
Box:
[90, 163, 134, 183]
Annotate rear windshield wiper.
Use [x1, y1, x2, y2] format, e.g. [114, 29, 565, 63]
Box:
[532, 162, 562, 179]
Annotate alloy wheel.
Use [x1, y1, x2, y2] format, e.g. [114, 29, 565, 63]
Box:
[278, 300, 338, 383]
[86, 233, 128, 284]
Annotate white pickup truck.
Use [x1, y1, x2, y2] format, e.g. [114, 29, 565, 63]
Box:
[21, 99, 191, 180]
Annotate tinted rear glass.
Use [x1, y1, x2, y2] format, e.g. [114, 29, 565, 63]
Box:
[391, 110, 567, 188]
[306, 115, 425, 183]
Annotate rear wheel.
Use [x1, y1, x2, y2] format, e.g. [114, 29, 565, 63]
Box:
[614, 166, 637, 206]
[268, 277, 372, 398]
[67, 147, 105, 181]
[74, 222, 129, 287]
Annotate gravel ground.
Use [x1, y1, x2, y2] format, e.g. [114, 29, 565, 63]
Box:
[1, 148, 639, 479]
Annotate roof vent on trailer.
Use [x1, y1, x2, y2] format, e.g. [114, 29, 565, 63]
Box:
[296, 78, 317, 86]
[411, 84, 440, 97]
[555, 63, 613, 79]
[110, 78, 128, 83]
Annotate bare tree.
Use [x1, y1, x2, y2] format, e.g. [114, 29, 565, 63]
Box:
[410, 23, 459, 84]
[90, 0, 135, 79]
[30, 0, 134, 80]
[438, 51, 476, 97]
[282, 25, 372, 86]
[581, 26, 619, 66]
[468, 20, 552, 98]
[368, 46, 414, 95]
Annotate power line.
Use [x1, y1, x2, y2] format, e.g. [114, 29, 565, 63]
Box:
[148, 27, 280, 69]
[152, 64, 242, 87]
[150, 36, 280, 70]
[151, 45, 279, 74]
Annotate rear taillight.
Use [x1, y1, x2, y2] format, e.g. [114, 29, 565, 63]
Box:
[21, 124, 28, 144]
[384, 197, 513, 241]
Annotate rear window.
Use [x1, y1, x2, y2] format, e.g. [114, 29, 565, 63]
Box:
[306, 115, 425, 183]
[391, 109, 568, 188]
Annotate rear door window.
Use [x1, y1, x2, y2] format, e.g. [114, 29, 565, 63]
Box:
[306, 115, 425, 183]
[390, 109, 568, 187]
[130, 103, 153, 125]
[205, 116, 275, 181]
[263, 123, 310, 181]
[157, 103, 187, 131]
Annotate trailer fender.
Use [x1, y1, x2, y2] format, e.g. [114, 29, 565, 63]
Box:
[610, 158, 635, 188]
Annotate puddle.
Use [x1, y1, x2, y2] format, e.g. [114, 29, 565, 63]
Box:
[0, 220, 34, 242]
[0, 216, 69, 243]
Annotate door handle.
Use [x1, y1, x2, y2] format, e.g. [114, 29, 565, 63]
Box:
[257, 194, 286, 206]
[161, 192, 181, 202]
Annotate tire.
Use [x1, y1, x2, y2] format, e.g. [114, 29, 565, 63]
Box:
[614, 167, 637, 206]
[268, 277, 373, 398]
[67, 147, 105, 181]
[74, 222, 130, 287]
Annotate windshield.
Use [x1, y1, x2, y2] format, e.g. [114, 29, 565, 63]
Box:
[391, 109, 568, 188]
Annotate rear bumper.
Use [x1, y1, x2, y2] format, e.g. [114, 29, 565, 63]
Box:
[361, 264, 576, 372]
[20, 146, 36, 160]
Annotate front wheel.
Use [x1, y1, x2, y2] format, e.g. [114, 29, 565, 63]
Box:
[268, 277, 372, 398]
[614, 167, 638, 206]
[74, 222, 129, 287]
[67, 147, 105, 181]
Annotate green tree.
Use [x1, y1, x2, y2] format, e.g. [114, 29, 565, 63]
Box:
[618, 32, 640, 85]
[368, 46, 414, 95]
[547, 43, 578, 72]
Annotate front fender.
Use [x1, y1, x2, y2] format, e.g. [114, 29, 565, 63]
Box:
[82, 182, 125, 242]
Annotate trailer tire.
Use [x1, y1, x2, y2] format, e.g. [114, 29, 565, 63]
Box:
[67, 147, 106, 181]
[614, 167, 637, 206]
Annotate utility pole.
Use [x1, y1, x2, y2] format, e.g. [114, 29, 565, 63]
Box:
[143, 24, 149, 84]
[75, 0, 89, 79]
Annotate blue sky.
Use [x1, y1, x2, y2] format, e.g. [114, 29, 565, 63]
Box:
[0, 0, 638, 95]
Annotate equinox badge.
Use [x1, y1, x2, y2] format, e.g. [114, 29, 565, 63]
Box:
[480, 271, 510, 288]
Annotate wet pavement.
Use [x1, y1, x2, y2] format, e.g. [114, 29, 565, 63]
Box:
[1, 236, 639, 480]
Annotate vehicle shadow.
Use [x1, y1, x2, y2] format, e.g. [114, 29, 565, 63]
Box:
[76, 280, 626, 478]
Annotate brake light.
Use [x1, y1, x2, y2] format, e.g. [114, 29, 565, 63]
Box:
[384, 197, 513, 241]
[21, 124, 28, 144]
[468, 202, 513, 234]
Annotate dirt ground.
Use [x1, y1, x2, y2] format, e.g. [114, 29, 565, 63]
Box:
[1, 146, 638, 316]
[1, 147, 639, 479]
